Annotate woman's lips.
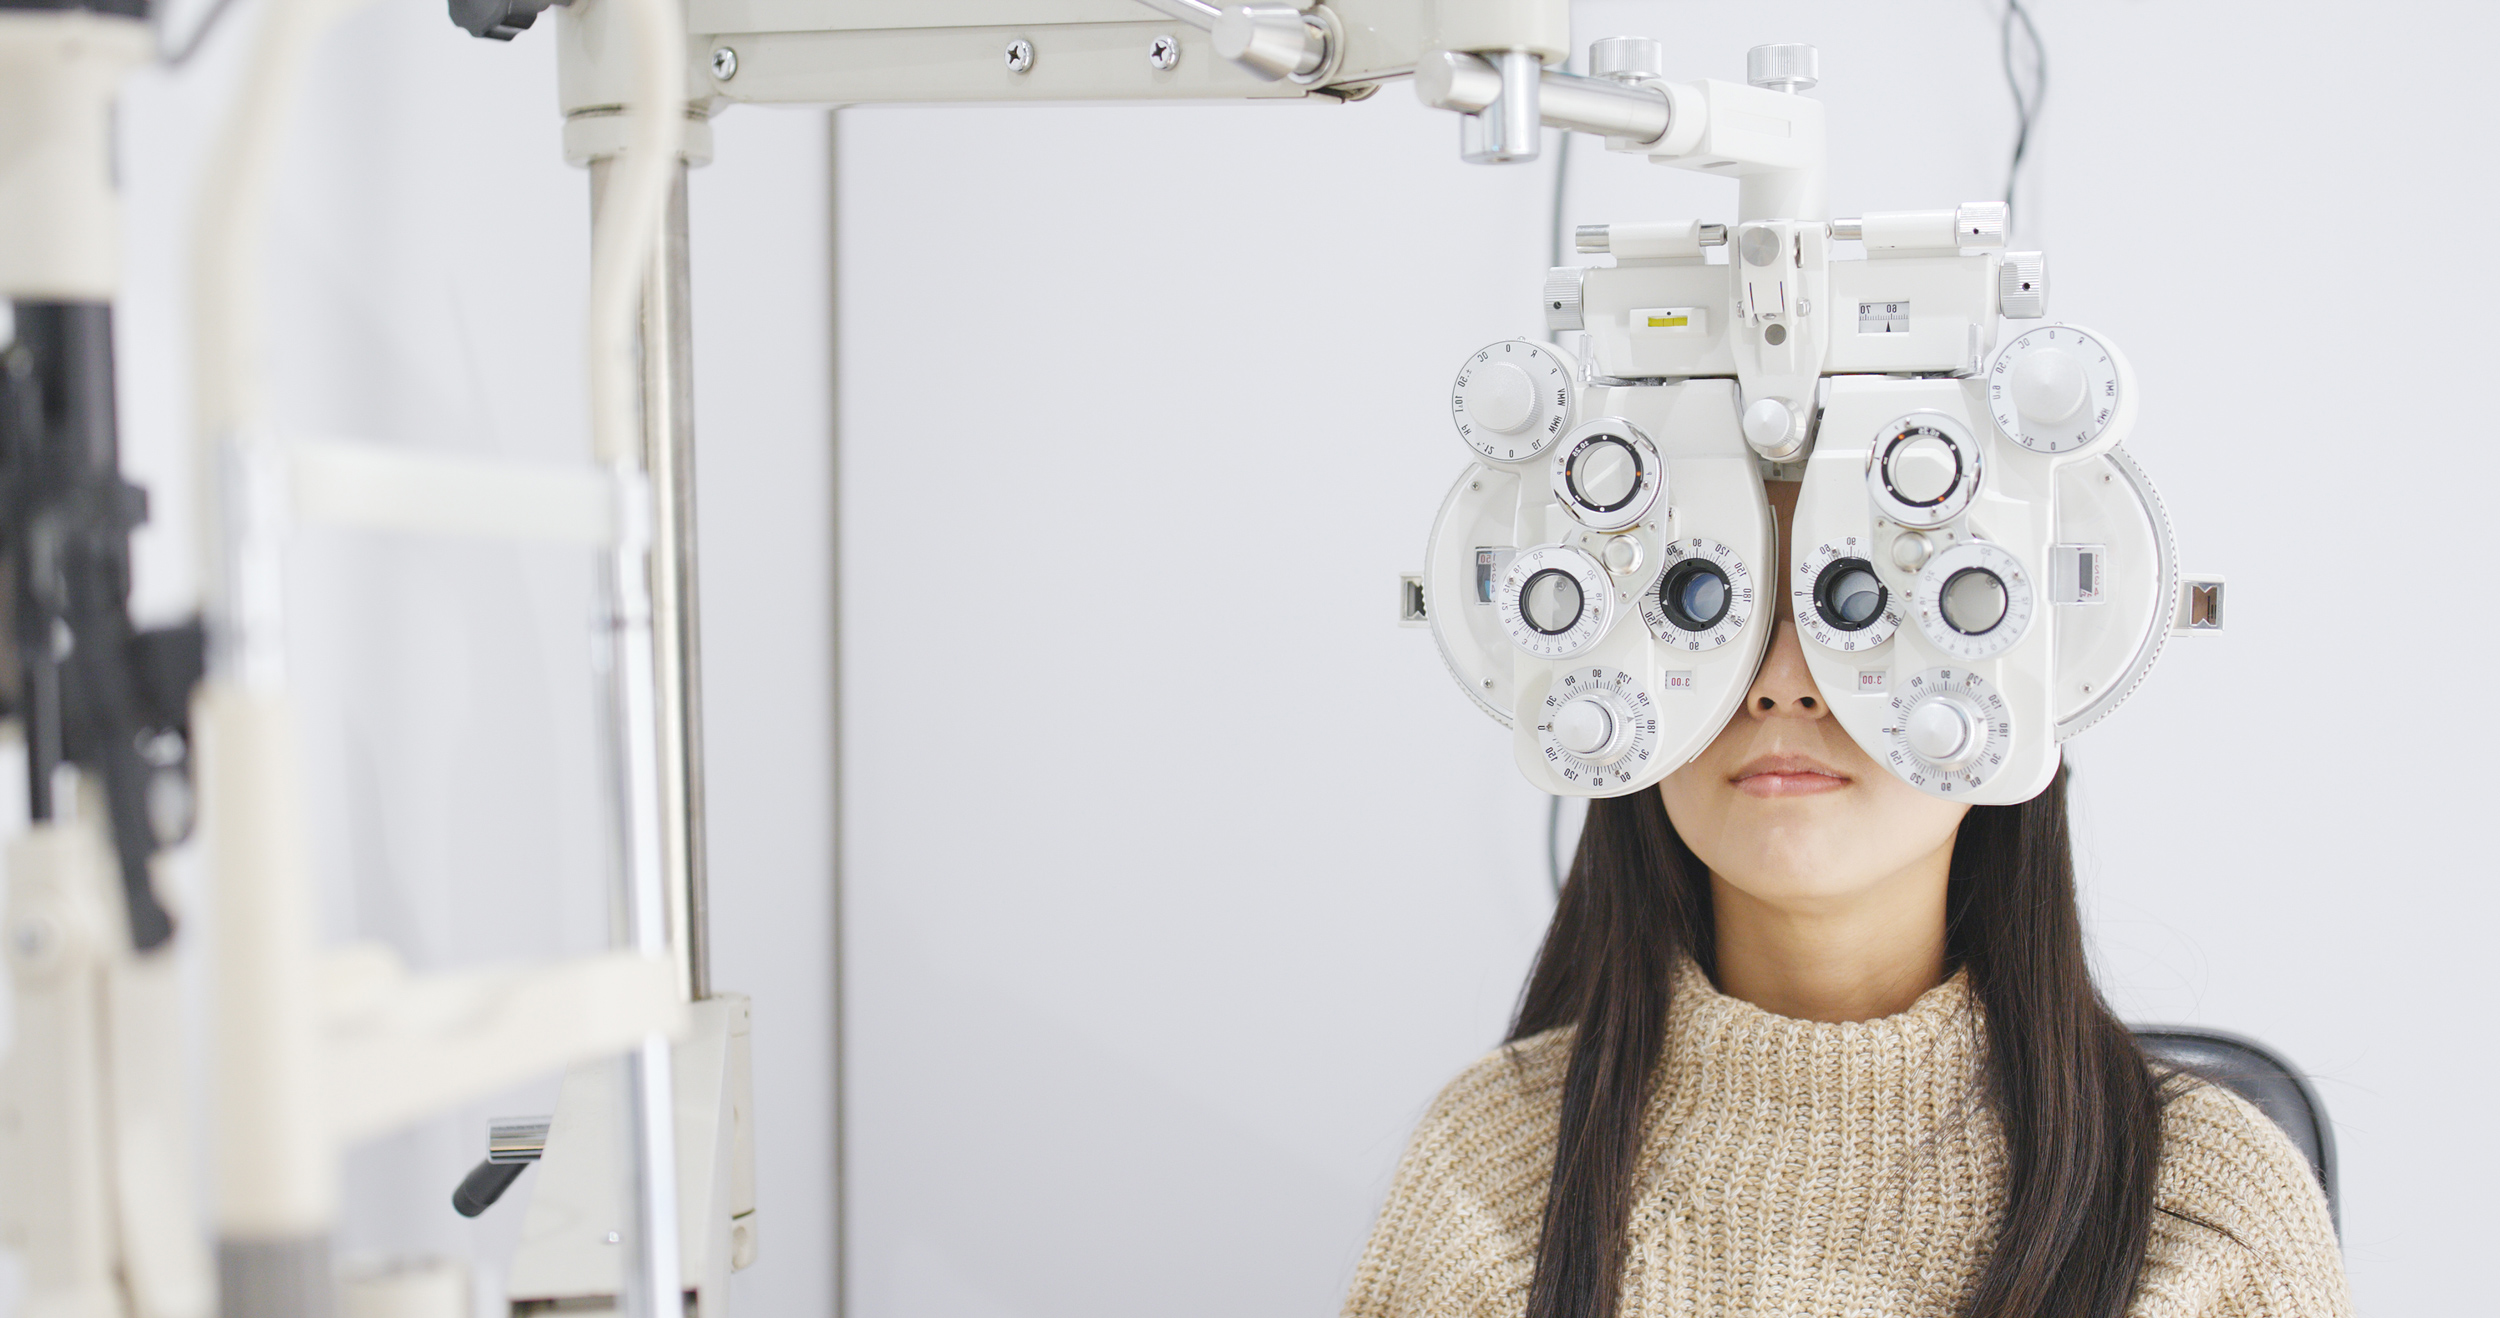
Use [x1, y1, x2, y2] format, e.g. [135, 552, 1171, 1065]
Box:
[1731, 754, 1851, 798]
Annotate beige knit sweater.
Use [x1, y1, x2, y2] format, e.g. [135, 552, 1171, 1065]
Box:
[1343, 960, 2351, 1318]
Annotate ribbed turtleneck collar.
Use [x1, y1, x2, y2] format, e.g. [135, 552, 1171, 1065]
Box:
[1657, 955, 1987, 1128]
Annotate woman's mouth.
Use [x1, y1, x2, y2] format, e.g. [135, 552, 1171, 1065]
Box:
[1730, 753, 1852, 798]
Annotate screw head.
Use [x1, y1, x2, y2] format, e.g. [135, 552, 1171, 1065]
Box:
[1004, 39, 1035, 73]
[710, 46, 737, 80]
[1148, 34, 1180, 71]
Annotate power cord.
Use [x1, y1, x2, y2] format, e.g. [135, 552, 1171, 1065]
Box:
[160, 0, 245, 69]
[2000, 0, 2046, 228]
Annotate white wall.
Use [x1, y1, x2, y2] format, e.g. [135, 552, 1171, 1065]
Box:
[1, 0, 2485, 1315]
[838, 2, 2497, 1313]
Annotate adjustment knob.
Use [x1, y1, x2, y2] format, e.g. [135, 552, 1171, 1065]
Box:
[2000, 252, 2047, 319]
[1551, 696, 1617, 756]
[1589, 35, 1664, 82]
[2011, 347, 2088, 425]
[1904, 694, 1984, 770]
[1452, 339, 1576, 463]
[1470, 362, 1536, 432]
[1746, 43, 1819, 94]
[1741, 396, 1799, 457]
[1985, 324, 2127, 456]
[450, 0, 557, 39]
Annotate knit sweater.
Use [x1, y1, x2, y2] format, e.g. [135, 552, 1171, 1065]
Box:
[1343, 960, 2350, 1318]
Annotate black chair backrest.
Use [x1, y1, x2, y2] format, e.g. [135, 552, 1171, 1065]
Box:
[2132, 1026, 2339, 1236]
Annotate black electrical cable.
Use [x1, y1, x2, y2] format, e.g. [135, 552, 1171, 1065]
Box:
[159, 0, 244, 69]
[2000, 0, 2046, 228]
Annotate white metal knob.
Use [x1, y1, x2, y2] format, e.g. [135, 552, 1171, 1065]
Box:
[1544, 266, 1587, 332]
[2000, 252, 2047, 319]
[1905, 695, 1982, 769]
[2011, 347, 2088, 424]
[1469, 361, 1536, 432]
[1741, 396, 1796, 452]
[1552, 696, 1616, 756]
[1953, 201, 2008, 248]
[1589, 34, 1663, 82]
[1746, 43, 1818, 94]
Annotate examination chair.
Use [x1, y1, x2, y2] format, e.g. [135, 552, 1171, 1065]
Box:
[2133, 1027, 2340, 1235]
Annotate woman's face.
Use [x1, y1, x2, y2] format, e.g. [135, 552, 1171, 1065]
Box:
[1659, 481, 1970, 910]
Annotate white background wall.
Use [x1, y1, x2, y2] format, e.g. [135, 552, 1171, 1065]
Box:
[0, 0, 2489, 1314]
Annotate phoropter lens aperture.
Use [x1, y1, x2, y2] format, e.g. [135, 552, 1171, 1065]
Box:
[1658, 559, 1732, 632]
[1520, 568, 1585, 636]
[1813, 557, 1888, 632]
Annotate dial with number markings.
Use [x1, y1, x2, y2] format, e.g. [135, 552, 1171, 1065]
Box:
[1496, 544, 1615, 659]
[1793, 538, 1901, 651]
[1535, 666, 1661, 792]
[1641, 537, 1753, 652]
[1882, 666, 2014, 795]
[1550, 419, 1662, 531]
[1912, 540, 2035, 661]
[1865, 411, 1983, 528]
[1987, 325, 2124, 454]
[1451, 339, 1577, 463]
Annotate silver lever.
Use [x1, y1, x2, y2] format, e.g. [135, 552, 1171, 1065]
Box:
[1132, 0, 1329, 81]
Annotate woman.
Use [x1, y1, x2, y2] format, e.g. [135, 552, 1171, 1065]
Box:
[1343, 482, 2349, 1318]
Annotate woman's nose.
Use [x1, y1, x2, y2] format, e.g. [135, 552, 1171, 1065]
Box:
[1744, 616, 1830, 720]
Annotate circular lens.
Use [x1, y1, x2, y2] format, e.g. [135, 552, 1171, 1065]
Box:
[1566, 437, 1643, 512]
[1884, 431, 1960, 505]
[1939, 567, 2009, 635]
[1520, 569, 1585, 636]
[1658, 560, 1731, 632]
[1813, 557, 1887, 632]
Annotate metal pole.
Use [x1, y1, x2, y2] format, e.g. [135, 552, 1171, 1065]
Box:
[824, 107, 848, 1318]
[587, 153, 691, 1318]
[642, 162, 712, 1004]
[590, 155, 710, 1005]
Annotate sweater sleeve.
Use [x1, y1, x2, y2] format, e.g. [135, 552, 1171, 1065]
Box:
[1340, 1033, 1567, 1318]
[2133, 1080, 2352, 1318]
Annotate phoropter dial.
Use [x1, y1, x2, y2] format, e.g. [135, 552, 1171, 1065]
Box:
[1549, 419, 1661, 531]
[1911, 540, 2035, 661]
[1451, 338, 1576, 463]
[1987, 325, 2125, 455]
[1883, 666, 2013, 795]
[1865, 412, 1983, 529]
[1496, 543, 1616, 659]
[1641, 538, 1753, 652]
[1794, 538, 1901, 651]
[1535, 666, 1661, 792]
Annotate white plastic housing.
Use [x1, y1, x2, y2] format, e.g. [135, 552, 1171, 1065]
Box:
[1791, 369, 2172, 803]
[1426, 379, 1770, 797]
[0, 12, 150, 299]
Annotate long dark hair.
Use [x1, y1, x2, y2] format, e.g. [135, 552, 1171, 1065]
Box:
[1510, 767, 2166, 1318]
